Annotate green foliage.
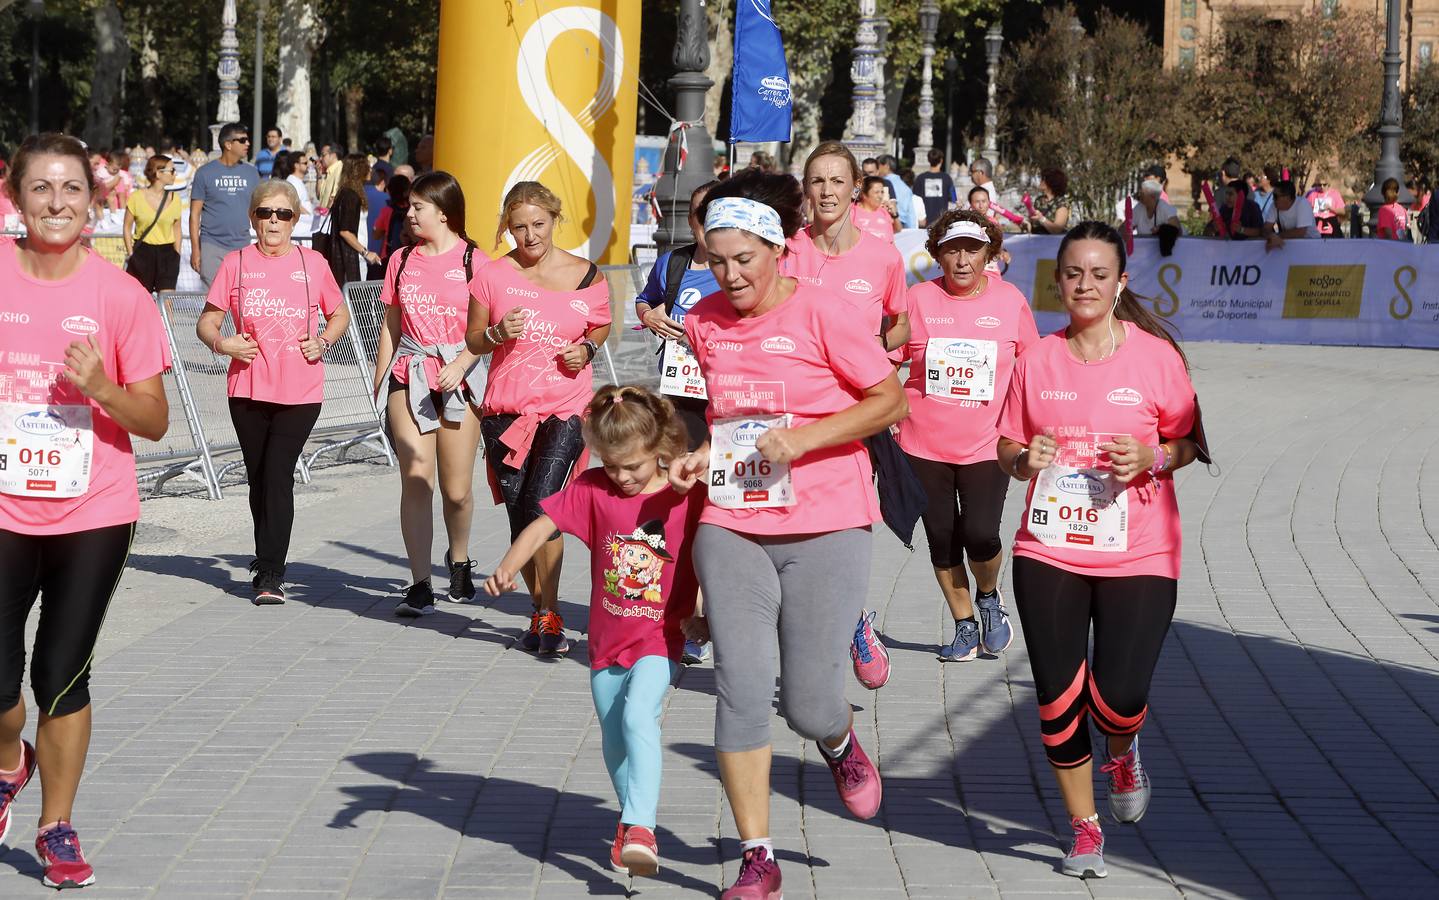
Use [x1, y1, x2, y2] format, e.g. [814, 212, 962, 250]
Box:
[997, 4, 1178, 216]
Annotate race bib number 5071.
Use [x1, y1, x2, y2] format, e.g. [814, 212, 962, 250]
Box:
[0, 402, 94, 498]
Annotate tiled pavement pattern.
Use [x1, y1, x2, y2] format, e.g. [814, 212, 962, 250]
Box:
[3, 342, 1437, 899]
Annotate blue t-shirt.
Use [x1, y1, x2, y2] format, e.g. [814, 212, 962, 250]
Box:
[635, 250, 720, 323]
[255, 148, 276, 178]
[885, 173, 917, 228]
[192, 160, 260, 249]
[364, 185, 390, 252]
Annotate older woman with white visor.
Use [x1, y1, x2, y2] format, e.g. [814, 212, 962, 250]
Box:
[668, 169, 908, 900]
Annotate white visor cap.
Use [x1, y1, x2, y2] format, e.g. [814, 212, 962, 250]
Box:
[937, 219, 991, 245]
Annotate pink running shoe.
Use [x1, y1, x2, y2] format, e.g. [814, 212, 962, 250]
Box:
[850, 609, 891, 689]
[0, 740, 37, 847]
[820, 730, 882, 820]
[721, 845, 783, 900]
[36, 821, 96, 889]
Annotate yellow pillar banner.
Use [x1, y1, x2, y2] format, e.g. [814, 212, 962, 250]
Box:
[434, 0, 641, 265]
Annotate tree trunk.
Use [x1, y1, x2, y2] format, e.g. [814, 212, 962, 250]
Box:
[343, 83, 363, 155]
[140, 23, 162, 143]
[704, 0, 733, 137]
[276, 0, 322, 150]
[788, 66, 834, 169]
[81, 0, 130, 149]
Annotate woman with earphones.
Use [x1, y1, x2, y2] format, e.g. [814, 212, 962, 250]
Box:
[995, 221, 1203, 881]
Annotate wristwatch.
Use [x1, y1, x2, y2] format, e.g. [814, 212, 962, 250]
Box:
[317, 336, 332, 355]
[582, 339, 599, 362]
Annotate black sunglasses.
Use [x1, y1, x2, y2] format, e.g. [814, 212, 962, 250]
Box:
[229, 136, 251, 145]
[254, 207, 296, 221]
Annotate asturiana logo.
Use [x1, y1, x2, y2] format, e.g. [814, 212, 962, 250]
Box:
[761, 336, 796, 354]
[444, 268, 465, 281]
[569, 299, 591, 316]
[1056, 473, 1105, 496]
[732, 421, 768, 446]
[61, 315, 99, 336]
[1107, 387, 1143, 406]
[944, 341, 979, 360]
[975, 315, 1001, 328]
[844, 278, 873, 294]
[759, 75, 791, 108]
[15, 410, 65, 436]
[289, 270, 310, 284]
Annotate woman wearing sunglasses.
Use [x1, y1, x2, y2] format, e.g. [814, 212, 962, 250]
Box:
[122, 155, 183, 293]
[196, 180, 350, 604]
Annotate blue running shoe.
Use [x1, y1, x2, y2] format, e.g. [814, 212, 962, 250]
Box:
[682, 639, 711, 665]
[975, 590, 1013, 654]
[939, 617, 980, 662]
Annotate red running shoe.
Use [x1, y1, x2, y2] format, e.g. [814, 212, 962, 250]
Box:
[0, 739, 37, 847]
[36, 821, 95, 889]
[820, 730, 883, 819]
[609, 821, 627, 873]
[721, 845, 782, 900]
[621, 824, 659, 876]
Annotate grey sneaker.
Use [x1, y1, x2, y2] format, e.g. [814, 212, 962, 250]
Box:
[938, 617, 980, 662]
[1100, 736, 1151, 823]
[1061, 815, 1107, 878]
[975, 590, 1013, 654]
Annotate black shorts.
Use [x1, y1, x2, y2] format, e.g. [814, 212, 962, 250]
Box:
[480, 414, 586, 541]
[125, 242, 180, 293]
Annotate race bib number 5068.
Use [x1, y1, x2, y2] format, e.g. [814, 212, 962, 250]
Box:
[707, 414, 795, 509]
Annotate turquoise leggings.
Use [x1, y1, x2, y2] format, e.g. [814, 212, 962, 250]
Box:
[589, 655, 678, 828]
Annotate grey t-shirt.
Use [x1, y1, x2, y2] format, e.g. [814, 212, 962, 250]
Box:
[192, 160, 260, 249]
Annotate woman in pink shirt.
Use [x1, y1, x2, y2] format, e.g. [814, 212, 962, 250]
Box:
[0, 133, 171, 891]
[197, 180, 350, 605]
[850, 175, 901, 243]
[1375, 178, 1409, 241]
[371, 172, 490, 617]
[900, 209, 1038, 664]
[668, 170, 908, 900]
[996, 221, 1204, 880]
[465, 181, 611, 657]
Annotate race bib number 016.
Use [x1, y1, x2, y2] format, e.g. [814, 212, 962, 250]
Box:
[0, 402, 94, 499]
[1027, 465, 1128, 552]
[659, 340, 707, 400]
[707, 414, 795, 509]
[925, 337, 997, 400]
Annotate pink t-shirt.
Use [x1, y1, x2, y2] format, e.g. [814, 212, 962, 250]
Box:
[1307, 188, 1345, 219]
[0, 240, 171, 535]
[684, 283, 894, 536]
[782, 228, 906, 335]
[473, 261, 611, 419]
[996, 323, 1197, 579]
[899, 276, 1039, 465]
[379, 241, 489, 387]
[205, 245, 343, 406]
[1377, 202, 1407, 240]
[541, 468, 702, 670]
[850, 204, 896, 243]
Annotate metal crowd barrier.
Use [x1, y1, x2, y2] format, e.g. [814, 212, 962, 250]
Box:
[131, 297, 223, 499]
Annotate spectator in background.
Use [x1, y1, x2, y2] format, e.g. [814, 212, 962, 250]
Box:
[1028, 168, 1071, 234]
[272, 151, 316, 235]
[968, 183, 997, 224]
[157, 137, 190, 192]
[1264, 179, 1319, 250]
[1250, 167, 1277, 221]
[414, 134, 434, 174]
[712, 156, 729, 180]
[1375, 178, 1409, 241]
[913, 149, 958, 228]
[1219, 157, 1242, 192]
[969, 156, 998, 205]
[1143, 163, 1171, 201]
[1213, 179, 1265, 240]
[747, 150, 779, 174]
[1305, 176, 1346, 237]
[372, 174, 414, 262]
[862, 157, 879, 176]
[256, 126, 283, 178]
[123, 154, 184, 292]
[1131, 179, 1181, 237]
[371, 135, 396, 182]
[316, 143, 344, 207]
[365, 168, 390, 258]
[853, 175, 901, 243]
[876, 153, 916, 228]
[189, 122, 260, 287]
[323, 153, 380, 285]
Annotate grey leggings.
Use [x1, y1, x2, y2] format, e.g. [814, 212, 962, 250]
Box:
[694, 524, 873, 753]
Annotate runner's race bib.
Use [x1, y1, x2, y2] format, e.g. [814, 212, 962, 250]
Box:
[708, 414, 794, 509]
[925, 337, 997, 400]
[0, 402, 94, 498]
[658, 340, 707, 400]
[1027, 465, 1128, 552]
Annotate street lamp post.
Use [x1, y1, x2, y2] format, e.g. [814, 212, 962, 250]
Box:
[913, 0, 940, 164]
[652, 0, 717, 255]
[983, 23, 1003, 162]
[875, 18, 891, 154]
[211, 0, 242, 154]
[1364, 0, 1414, 217]
[944, 54, 958, 165]
[845, 0, 885, 161]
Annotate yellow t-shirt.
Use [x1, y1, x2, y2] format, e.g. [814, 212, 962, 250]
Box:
[126, 191, 183, 246]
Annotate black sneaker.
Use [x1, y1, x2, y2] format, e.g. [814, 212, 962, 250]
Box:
[395, 580, 436, 617]
[445, 550, 477, 602]
[253, 570, 286, 605]
[248, 560, 262, 591]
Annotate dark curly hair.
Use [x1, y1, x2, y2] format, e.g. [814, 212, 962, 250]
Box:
[698, 168, 805, 245]
[1041, 167, 1069, 197]
[925, 207, 1002, 261]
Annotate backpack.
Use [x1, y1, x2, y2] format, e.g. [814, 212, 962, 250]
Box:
[392, 241, 477, 297]
[661, 244, 698, 314]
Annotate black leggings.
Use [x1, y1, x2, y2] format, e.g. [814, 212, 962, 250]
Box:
[481, 414, 586, 542]
[228, 397, 322, 576]
[1012, 556, 1177, 768]
[907, 454, 1009, 569]
[0, 523, 134, 717]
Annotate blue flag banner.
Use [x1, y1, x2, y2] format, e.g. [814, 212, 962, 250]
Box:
[730, 0, 792, 143]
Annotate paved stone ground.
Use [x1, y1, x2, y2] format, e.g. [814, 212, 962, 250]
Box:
[2, 342, 1437, 899]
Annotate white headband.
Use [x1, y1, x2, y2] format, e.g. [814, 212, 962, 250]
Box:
[704, 197, 785, 246]
[936, 219, 991, 246]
